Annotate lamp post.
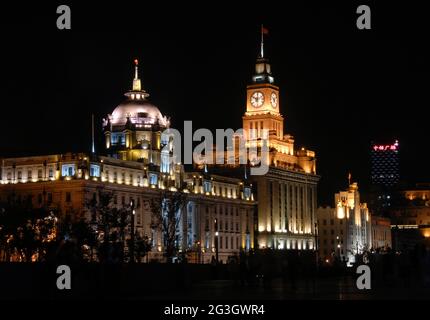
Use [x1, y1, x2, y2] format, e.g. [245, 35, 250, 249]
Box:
[214, 218, 219, 264]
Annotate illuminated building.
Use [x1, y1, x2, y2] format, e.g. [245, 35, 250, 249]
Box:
[0, 60, 255, 263]
[369, 140, 400, 212]
[317, 182, 372, 264]
[386, 183, 430, 251]
[202, 28, 320, 250]
[243, 31, 319, 250]
[371, 215, 392, 250]
[370, 140, 400, 187]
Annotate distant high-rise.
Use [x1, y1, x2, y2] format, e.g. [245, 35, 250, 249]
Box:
[370, 140, 400, 187]
[369, 140, 400, 212]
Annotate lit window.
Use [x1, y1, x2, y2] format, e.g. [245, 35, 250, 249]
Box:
[149, 173, 158, 186]
[61, 164, 76, 177]
[203, 180, 212, 193]
[244, 187, 251, 199]
[90, 164, 100, 177]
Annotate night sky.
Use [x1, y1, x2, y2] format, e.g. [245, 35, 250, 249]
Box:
[1, 2, 429, 205]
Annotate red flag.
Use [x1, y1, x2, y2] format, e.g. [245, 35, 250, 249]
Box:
[262, 26, 269, 35]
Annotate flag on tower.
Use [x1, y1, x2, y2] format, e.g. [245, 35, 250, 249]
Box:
[262, 26, 269, 35]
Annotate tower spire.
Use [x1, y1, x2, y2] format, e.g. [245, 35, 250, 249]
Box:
[132, 59, 141, 91]
[260, 25, 269, 58]
[260, 24, 264, 58]
[125, 58, 149, 99]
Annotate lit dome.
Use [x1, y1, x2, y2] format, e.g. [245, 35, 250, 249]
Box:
[110, 99, 169, 127]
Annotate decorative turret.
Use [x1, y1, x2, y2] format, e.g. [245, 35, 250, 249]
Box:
[124, 59, 150, 100]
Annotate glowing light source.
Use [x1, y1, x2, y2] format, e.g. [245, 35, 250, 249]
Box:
[336, 201, 345, 219]
[372, 142, 398, 151]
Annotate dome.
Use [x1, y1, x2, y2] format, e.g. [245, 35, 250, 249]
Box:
[110, 99, 169, 127]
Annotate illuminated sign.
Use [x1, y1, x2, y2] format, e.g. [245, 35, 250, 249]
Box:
[372, 141, 399, 151]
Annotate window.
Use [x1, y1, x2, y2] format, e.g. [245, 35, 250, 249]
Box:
[66, 192, 71, 203]
[236, 222, 239, 231]
[220, 236, 223, 249]
[331, 229, 334, 235]
[38, 194, 42, 204]
[231, 237, 234, 249]
[330, 219, 334, 225]
[90, 164, 100, 177]
[48, 168, 54, 178]
[28, 170, 32, 179]
[149, 173, 158, 186]
[323, 230, 327, 235]
[61, 164, 75, 177]
[17, 171, 22, 180]
[38, 169, 43, 179]
[47, 193, 53, 204]
[323, 219, 327, 226]
[225, 236, 228, 249]
[203, 180, 212, 193]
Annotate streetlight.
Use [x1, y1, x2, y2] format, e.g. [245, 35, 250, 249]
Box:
[214, 218, 219, 264]
[336, 236, 341, 259]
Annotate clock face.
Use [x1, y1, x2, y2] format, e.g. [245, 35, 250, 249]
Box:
[250, 91, 264, 108]
[270, 92, 278, 108]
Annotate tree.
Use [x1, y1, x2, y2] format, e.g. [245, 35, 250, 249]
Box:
[127, 233, 152, 263]
[150, 190, 187, 263]
[0, 202, 57, 262]
[86, 187, 134, 263]
[86, 187, 118, 263]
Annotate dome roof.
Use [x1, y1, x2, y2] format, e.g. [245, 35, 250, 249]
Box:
[110, 99, 169, 127]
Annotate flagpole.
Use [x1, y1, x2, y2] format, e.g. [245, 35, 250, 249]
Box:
[260, 24, 264, 58]
[91, 113, 95, 154]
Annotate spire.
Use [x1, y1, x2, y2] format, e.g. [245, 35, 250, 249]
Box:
[125, 58, 149, 100]
[260, 25, 269, 58]
[132, 59, 141, 91]
[252, 26, 274, 84]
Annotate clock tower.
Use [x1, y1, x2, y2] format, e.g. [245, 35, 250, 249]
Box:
[241, 28, 319, 252]
[243, 30, 284, 141]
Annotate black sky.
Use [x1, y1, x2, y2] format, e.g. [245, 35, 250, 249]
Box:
[1, 2, 429, 205]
